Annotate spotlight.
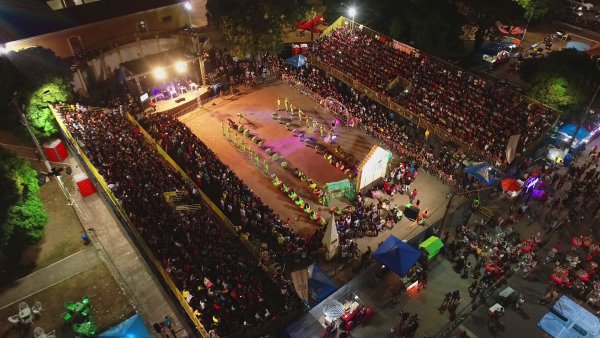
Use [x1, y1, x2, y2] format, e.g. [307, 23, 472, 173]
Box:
[154, 67, 167, 80]
[175, 61, 187, 73]
[184, 1, 192, 10]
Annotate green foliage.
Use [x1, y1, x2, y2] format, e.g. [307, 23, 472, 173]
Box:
[514, 0, 568, 21]
[462, 0, 524, 48]
[521, 49, 600, 113]
[208, 0, 312, 57]
[0, 47, 72, 135]
[0, 148, 47, 250]
[26, 78, 73, 139]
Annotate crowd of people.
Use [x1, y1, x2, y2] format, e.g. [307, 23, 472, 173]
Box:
[59, 106, 296, 336]
[268, 55, 460, 187]
[140, 114, 316, 267]
[308, 26, 556, 165]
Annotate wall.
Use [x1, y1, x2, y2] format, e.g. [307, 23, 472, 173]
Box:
[5, 2, 207, 58]
[86, 37, 181, 81]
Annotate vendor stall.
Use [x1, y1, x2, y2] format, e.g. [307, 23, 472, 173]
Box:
[419, 236, 444, 260]
[319, 291, 375, 337]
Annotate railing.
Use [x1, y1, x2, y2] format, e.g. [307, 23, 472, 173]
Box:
[50, 107, 210, 337]
[308, 57, 495, 163]
[77, 29, 183, 62]
[128, 115, 301, 337]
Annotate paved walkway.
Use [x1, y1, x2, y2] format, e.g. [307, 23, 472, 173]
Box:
[0, 246, 101, 310]
[64, 155, 193, 337]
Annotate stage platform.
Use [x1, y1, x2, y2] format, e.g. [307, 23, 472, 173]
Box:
[152, 87, 212, 115]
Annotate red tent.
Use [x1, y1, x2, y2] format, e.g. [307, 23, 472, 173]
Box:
[501, 178, 521, 192]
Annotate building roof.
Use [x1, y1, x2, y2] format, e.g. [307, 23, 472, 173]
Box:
[0, 0, 181, 43]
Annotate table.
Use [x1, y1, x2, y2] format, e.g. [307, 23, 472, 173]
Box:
[488, 303, 504, 315]
[498, 286, 515, 298]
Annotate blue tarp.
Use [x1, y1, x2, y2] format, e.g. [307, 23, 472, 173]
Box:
[558, 124, 590, 142]
[566, 41, 590, 52]
[99, 314, 152, 338]
[538, 296, 600, 338]
[464, 162, 498, 186]
[308, 264, 338, 305]
[287, 55, 307, 68]
[372, 235, 421, 276]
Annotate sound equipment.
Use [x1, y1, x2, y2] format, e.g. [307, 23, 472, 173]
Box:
[404, 205, 420, 221]
[174, 97, 186, 103]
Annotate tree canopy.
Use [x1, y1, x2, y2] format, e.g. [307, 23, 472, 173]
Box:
[461, 0, 525, 49]
[514, 0, 569, 21]
[0, 47, 72, 138]
[26, 78, 73, 139]
[0, 148, 47, 252]
[207, 0, 312, 57]
[520, 49, 600, 114]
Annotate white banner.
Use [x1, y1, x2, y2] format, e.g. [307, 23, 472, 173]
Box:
[392, 39, 415, 55]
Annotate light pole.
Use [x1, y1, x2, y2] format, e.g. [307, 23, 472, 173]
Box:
[183, 1, 193, 28]
[341, 3, 357, 32]
[9, 92, 88, 239]
[566, 85, 600, 152]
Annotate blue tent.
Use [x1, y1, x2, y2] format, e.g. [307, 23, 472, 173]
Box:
[308, 264, 338, 305]
[566, 41, 590, 52]
[287, 55, 307, 68]
[372, 235, 421, 276]
[98, 314, 151, 338]
[464, 162, 498, 186]
[558, 124, 590, 142]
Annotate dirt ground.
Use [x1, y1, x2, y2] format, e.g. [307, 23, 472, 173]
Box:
[0, 157, 85, 287]
[180, 81, 379, 238]
[0, 262, 135, 338]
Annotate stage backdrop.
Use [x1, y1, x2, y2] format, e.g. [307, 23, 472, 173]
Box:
[356, 146, 391, 191]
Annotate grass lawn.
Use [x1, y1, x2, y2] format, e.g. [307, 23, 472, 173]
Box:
[0, 179, 85, 288]
[0, 262, 135, 338]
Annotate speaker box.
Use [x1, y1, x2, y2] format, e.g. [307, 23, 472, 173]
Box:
[404, 205, 420, 220]
[175, 97, 186, 103]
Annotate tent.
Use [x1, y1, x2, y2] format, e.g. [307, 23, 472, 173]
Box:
[372, 235, 421, 276]
[501, 178, 522, 192]
[538, 296, 600, 338]
[98, 314, 151, 338]
[308, 264, 338, 305]
[287, 55, 307, 68]
[419, 236, 444, 260]
[322, 213, 339, 260]
[566, 41, 590, 52]
[464, 162, 499, 186]
[558, 124, 590, 142]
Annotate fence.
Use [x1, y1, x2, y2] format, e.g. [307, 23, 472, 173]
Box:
[127, 115, 303, 337]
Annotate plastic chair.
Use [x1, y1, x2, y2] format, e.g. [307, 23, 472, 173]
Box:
[62, 312, 72, 323]
[33, 327, 45, 338]
[32, 301, 43, 317]
[46, 330, 56, 338]
[8, 314, 19, 324]
[81, 296, 90, 307]
[18, 302, 28, 311]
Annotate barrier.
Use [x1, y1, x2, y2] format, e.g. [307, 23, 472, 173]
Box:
[50, 107, 210, 337]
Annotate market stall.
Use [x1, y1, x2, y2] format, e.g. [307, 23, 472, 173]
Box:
[319, 291, 375, 337]
[419, 236, 444, 260]
[373, 235, 423, 290]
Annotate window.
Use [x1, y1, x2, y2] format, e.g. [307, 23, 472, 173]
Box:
[137, 20, 148, 32]
[162, 15, 172, 23]
[67, 35, 84, 56]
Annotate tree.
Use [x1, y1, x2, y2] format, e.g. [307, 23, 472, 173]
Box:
[514, 0, 569, 21]
[0, 148, 47, 251]
[25, 78, 73, 139]
[408, 0, 465, 56]
[520, 49, 600, 114]
[0, 47, 72, 137]
[207, 0, 312, 57]
[461, 0, 525, 50]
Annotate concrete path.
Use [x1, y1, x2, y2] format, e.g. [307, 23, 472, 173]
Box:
[0, 246, 101, 309]
[64, 155, 193, 337]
